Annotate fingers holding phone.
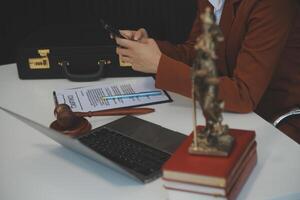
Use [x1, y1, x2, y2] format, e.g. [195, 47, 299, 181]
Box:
[119, 28, 148, 41]
[99, 19, 160, 72]
[115, 37, 161, 74]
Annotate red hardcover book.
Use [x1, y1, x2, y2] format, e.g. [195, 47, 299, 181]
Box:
[163, 142, 257, 195]
[163, 143, 257, 197]
[162, 128, 256, 188]
[164, 150, 257, 200]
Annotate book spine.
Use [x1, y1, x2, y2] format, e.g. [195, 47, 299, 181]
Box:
[226, 140, 256, 187]
[228, 152, 257, 200]
[226, 142, 257, 192]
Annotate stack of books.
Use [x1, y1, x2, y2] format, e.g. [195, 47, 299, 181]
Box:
[162, 128, 257, 200]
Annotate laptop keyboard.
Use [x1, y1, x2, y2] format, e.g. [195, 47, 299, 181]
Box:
[78, 127, 171, 178]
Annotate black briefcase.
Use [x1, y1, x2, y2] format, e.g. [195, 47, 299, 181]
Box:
[16, 24, 149, 81]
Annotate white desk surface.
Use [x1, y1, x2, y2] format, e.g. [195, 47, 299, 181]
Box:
[0, 64, 299, 200]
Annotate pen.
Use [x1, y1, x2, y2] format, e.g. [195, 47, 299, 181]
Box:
[53, 91, 59, 106]
[101, 91, 162, 100]
[75, 107, 155, 117]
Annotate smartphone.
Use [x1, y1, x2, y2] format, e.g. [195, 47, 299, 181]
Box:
[100, 19, 127, 39]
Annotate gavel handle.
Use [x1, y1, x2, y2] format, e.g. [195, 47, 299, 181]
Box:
[74, 107, 155, 117]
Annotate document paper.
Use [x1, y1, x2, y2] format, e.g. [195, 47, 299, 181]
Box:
[53, 77, 172, 112]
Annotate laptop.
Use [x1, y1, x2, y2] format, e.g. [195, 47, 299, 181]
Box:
[0, 106, 186, 183]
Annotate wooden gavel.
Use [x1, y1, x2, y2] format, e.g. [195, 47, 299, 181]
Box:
[49, 104, 154, 137]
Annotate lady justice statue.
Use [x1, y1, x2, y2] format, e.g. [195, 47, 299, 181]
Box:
[189, 7, 235, 156]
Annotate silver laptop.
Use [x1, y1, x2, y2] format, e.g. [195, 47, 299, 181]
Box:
[0, 106, 185, 183]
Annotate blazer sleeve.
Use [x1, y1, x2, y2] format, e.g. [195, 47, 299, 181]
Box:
[155, 0, 296, 113]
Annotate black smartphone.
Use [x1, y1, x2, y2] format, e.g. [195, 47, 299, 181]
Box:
[100, 19, 127, 39]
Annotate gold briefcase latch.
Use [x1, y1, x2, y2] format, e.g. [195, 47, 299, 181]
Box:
[28, 49, 50, 69]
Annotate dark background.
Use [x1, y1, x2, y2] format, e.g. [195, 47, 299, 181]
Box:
[0, 0, 197, 65]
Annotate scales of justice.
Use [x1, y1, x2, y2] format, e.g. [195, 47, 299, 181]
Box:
[189, 7, 235, 157]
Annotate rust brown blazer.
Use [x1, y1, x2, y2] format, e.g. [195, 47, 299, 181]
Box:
[155, 0, 300, 141]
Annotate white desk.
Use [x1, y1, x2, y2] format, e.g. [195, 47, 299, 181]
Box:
[0, 64, 299, 200]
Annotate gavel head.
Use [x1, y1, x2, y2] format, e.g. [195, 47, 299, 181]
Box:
[54, 104, 79, 129]
[50, 104, 91, 137]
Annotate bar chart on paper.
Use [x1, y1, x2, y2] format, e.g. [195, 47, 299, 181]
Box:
[53, 77, 172, 112]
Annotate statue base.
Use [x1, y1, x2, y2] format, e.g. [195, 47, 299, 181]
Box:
[188, 132, 235, 157]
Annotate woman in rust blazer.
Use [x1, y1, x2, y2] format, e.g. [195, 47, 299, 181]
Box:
[116, 0, 300, 143]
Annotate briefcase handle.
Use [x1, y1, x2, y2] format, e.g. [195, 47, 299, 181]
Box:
[59, 60, 104, 82]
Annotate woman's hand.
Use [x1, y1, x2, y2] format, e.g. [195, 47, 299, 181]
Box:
[116, 37, 161, 74]
[120, 28, 149, 41]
